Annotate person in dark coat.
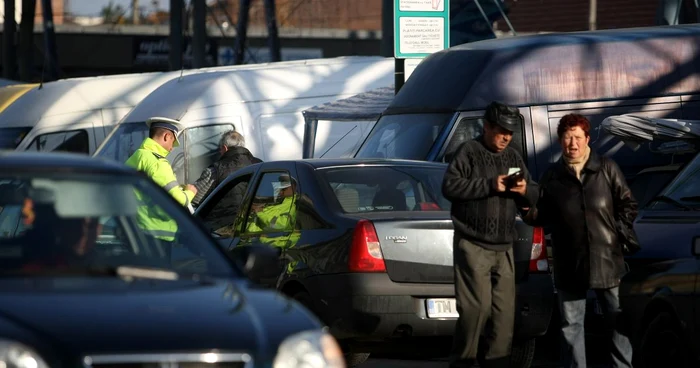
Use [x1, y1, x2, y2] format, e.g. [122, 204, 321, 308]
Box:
[524, 114, 638, 368]
[443, 101, 539, 368]
[192, 130, 262, 206]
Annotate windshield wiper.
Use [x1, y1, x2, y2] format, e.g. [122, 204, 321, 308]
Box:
[0, 265, 180, 281]
[649, 195, 698, 211]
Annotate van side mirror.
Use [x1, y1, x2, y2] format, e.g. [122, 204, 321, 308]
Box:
[229, 245, 283, 287]
[693, 237, 700, 257]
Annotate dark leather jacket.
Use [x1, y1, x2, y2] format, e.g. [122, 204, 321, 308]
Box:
[192, 147, 262, 205]
[525, 151, 638, 290]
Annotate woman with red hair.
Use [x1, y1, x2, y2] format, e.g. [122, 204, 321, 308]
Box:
[524, 113, 638, 368]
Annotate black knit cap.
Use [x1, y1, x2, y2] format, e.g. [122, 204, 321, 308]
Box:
[484, 101, 521, 132]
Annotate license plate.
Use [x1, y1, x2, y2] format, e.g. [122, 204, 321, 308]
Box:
[426, 298, 459, 318]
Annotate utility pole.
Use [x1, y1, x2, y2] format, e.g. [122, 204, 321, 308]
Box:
[19, 0, 36, 81]
[40, 0, 60, 81]
[132, 0, 140, 24]
[262, 0, 281, 62]
[589, 0, 597, 30]
[169, 0, 183, 70]
[380, 0, 393, 57]
[3, 0, 18, 79]
[233, 0, 251, 65]
[192, 0, 206, 67]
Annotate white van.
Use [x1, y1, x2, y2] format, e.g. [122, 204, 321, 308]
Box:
[0, 64, 285, 155]
[94, 56, 394, 184]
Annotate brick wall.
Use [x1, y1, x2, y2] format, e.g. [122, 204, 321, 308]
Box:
[494, 0, 659, 33]
[210, 0, 382, 30]
[208, 0, 687, 33]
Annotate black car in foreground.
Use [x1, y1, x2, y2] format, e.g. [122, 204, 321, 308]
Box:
[0, 152, 345, 368]
[194, 158, 554, 367]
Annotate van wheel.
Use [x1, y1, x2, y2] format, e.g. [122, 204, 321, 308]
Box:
[510, 338, 536, 368]
[291, 292, 371, 367]
[638, 312, 691, 368]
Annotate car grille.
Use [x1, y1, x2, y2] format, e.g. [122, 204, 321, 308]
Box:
[83, 352, 252, 368]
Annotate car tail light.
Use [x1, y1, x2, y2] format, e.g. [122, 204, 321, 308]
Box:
[529, 227, 549, 273]
[419, 202, 441, 211]
[348, 219, 386, 272]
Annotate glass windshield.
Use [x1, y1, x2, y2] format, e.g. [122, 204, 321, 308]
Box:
[647, 153, 700, 210]
[95, 123, 149, 162]
[0, 127, 31, 150]
[319, 166, 450, 213]
[354, 113, 454, 160]
[0, 173, 237, 277]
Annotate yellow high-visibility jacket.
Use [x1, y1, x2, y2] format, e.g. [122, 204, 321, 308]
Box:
[125, 138, 195, 241]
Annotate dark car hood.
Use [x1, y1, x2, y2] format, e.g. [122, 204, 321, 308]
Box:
[0, 277, 318, 357]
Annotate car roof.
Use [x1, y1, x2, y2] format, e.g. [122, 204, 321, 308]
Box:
[286, 158, 449, 169]
[0, 151, 137, 175]
[387, 24, 700, 114]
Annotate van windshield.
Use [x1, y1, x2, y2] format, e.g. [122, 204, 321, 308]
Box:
[354, 113, 454, 160]
[0, 127, 31, 149]
[95, 123, 148, 163]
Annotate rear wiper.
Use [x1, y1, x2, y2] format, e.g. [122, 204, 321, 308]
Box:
[649, 195, 698, 211]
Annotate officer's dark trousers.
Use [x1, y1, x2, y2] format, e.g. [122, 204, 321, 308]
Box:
[449, 237, 515, 368]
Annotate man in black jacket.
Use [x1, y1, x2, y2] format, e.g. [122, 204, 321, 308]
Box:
[442, 101, 538, 368]
[192, 130, 262, 206]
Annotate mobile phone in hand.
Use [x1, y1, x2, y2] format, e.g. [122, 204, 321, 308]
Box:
[506, 169, 524, 188]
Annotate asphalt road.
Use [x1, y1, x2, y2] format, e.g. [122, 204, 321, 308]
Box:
[357, 325, 612, 368]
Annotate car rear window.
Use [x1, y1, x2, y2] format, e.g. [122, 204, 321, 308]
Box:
[319, 166, 450, 213]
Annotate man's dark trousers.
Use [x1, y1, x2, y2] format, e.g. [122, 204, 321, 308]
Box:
[450, 237, 515, 368]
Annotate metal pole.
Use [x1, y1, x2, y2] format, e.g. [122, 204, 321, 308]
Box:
[169, 0, 184, 70]
[472, 0, 496, 36]
[3, 0, 17, 79]
[19, 0, 36, 81]
[263, 0, 281, 62]
[394, 58, 404, 95]
[40, 0, 59, 81]
[380, 0, 393, 57]
[491, 0, 516, 36]
[234, 0, 251, 65]
[192, 0, 207, 67]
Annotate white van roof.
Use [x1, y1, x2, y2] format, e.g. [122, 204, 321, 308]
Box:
[0, 71, 181, 128]
[122, 56, 394, 123]
[0, 64, 255, 129]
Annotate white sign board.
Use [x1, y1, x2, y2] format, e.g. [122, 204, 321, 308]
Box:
[398, 17, 446, 55]
[404, 58, 423, 82]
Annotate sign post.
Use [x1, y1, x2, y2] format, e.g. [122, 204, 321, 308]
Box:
[393, 0, 450, 93]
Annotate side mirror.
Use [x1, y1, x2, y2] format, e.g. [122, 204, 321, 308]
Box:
[693, 237, 700, 257]
[229, 245, 283, 286]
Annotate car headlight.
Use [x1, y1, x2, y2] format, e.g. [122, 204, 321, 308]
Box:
[0, 340, 49, 368]
[272, 330, 345, 368]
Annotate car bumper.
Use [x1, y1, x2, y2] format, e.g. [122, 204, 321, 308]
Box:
[302, 272, 554, 341]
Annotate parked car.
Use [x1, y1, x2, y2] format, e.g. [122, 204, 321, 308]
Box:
[619, 151, 700, 368]
[194, 158, 554, 367]
[0, 151, 345, 368]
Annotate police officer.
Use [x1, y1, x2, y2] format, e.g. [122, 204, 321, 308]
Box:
[125, 117, 197, 246]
